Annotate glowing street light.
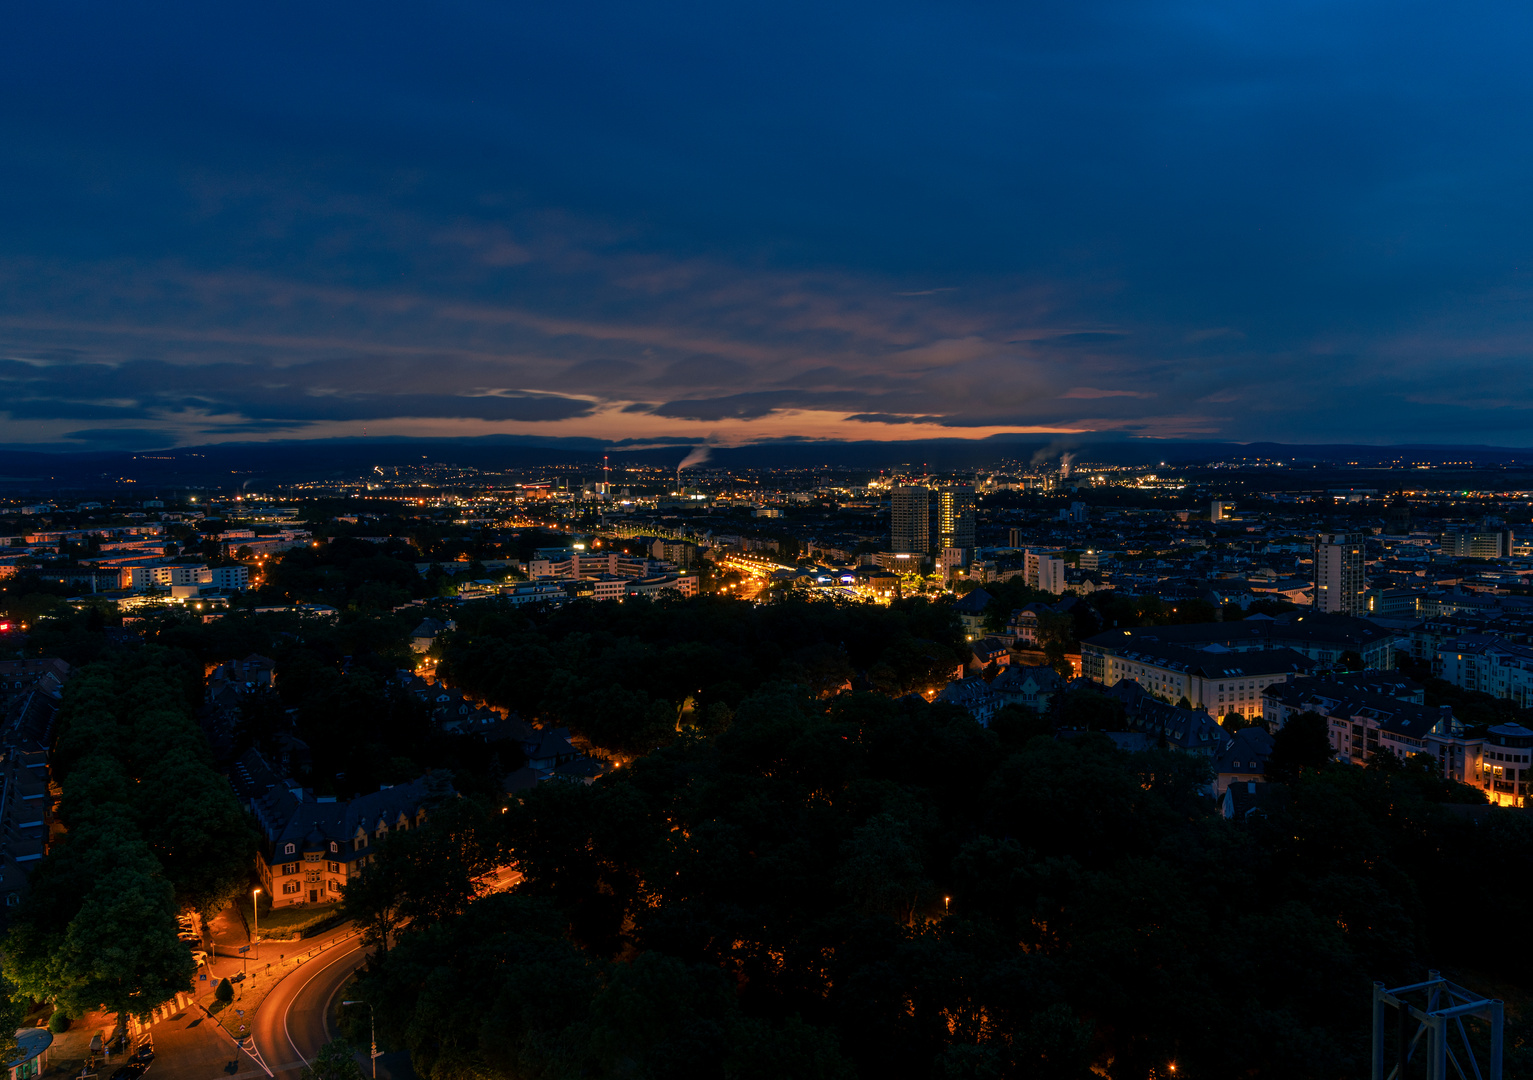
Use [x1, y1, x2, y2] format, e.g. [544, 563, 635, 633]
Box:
[250, 887, 261, 967]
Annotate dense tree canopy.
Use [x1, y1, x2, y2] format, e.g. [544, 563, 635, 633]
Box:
[439, 595, 971, 755]
[348, 686, 1533, 1080]
[3, 652, 252, 1029]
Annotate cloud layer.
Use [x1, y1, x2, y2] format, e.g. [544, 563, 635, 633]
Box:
[2, 1, 1533, 449]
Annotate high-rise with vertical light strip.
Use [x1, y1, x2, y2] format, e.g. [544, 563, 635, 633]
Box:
[936, 485, 976, 561]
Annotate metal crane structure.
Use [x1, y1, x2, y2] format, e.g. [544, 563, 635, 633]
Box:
[1372, 971, 1503, 1080]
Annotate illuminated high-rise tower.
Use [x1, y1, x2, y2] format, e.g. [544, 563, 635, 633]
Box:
[889, 486, 931, 554]
[936, 486, 976, 560]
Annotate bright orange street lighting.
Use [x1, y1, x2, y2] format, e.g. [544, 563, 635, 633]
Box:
[251, 886, 261, 965]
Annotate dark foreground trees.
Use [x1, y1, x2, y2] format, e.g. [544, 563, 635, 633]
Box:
[346, 688, 1533, 1080]
[3, 652, 255, 1034]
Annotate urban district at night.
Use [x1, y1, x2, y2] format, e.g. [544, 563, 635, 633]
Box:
[3, 3, 1533, 1078]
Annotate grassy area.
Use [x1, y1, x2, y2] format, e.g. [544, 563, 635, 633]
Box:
[241, 897, 342, 939]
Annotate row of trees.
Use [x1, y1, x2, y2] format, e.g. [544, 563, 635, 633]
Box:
[2, 652, 257, 1035]
[338, 684, 1533, 1079]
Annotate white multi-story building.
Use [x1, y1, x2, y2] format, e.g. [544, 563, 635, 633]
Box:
[1098, 641, 1315, 719]
[121, 562, 212, 590]
[209, 565, 250, 591]
[1435, 635, 1533, 707]
[1265, 674, 1530, 808]
[1025, 550, 1067, 595]
[526, 551, 674, 581]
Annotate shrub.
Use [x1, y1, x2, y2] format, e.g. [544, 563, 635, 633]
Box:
[215, 978, 234, 1004]
[47, 1010, 69, 1033]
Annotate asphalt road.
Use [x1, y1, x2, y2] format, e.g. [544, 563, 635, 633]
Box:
[251, 938, 367, 1077]
[248, 936, 419, 1080]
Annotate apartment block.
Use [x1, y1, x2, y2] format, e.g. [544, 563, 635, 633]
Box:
[1314, 531, 1366, 615]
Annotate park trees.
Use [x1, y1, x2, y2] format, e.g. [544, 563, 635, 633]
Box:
[330, 676, 1533, 1080]
[341, 796, 504, 952]
[299, 1041, 364, 1080]
[2, 652, 250, 1033]
[1265, 710, 1334, 781]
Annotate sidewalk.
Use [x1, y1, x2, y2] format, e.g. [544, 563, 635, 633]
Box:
[198, 925, 366, 1041]
[39, 1009, 121, 1079]
[197, 901, 357, 994]
[135, 1009, 246, 1080]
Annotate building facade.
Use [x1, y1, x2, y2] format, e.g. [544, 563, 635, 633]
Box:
[1082, 614, 1395, 685]
[1435, 635, 1533, 706]
[1025, 550, 1067, 595]
[1314, 531, 1366, 614]
[1096, 641, 1314, 719]
[936, 486, 976, 560]
[1443, 526, 1513, 559]
[889, 486, 931, 555]
[250, 774, 444, 908]
[1264, 676, 1530, 807]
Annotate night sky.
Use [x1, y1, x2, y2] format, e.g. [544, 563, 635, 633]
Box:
[3, 1, 1532, 451]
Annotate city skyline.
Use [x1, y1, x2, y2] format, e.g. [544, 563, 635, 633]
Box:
[4, 2, 1533, 451]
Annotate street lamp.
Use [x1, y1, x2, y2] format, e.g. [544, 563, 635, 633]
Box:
[341, 1001, 378, 1080]
[251, 887, 261, 964]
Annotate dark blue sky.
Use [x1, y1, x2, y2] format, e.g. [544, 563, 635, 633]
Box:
[3, 1, 1532, 450]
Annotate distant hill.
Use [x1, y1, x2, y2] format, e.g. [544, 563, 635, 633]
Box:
[1, 434, 1533, 493]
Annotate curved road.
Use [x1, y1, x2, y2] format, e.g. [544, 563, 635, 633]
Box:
[247, 872, 520, 1080]
[252, 938, 369, 1077]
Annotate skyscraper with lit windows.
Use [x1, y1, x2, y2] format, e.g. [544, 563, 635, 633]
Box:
[936, 486, 976, 561]
[889, 486, 931, 555]
[1314, 531, 1365, 614]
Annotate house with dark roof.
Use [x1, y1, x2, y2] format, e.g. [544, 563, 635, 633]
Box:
[525, 728, 581, 771]
[1119, 698, 1234, 759]
[1222, 781, 1284, 822]
[990, 663, 1065, 714]
[969, 637, 1011, 672]
[251, 773, 450, 907]
[206, 654, 274, 695]
[1089, 638, 1314, 722]
[935, 676, 1000, 726]
[552, 758, 610, 785]
[410, 618, 454, 654]
[1006, 602, 1054, 647]
[1081, 612, 1395, 684]
[953, 588, 994, 640]
[1213, 726, 1274, 796]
